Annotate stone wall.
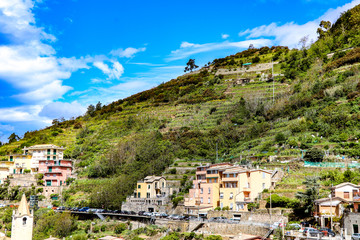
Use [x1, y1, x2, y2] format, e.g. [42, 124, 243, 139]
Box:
[207, 210, 288, 224]
[9, 174, 36, 187]
[154, 220, 270, 237]
[343, 212, 360, 235]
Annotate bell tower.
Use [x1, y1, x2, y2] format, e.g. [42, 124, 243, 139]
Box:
[11, 194, 33, 240]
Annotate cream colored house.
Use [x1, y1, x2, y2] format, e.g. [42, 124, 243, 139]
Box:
[185, 163, 277, 214]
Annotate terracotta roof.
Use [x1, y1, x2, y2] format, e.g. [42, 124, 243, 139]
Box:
[23, 144, 65, 150]
[18, 194, 30, 216]
[143, 176, 165, 183]
[332, 182, 360, 189]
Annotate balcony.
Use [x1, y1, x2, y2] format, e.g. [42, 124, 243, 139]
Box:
[354, 195, 360, 201]
[222, 177, 238, 182]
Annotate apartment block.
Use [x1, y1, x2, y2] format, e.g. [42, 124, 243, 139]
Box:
[185, 163, 277, 215]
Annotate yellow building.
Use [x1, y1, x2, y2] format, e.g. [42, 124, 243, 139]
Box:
[220, 168, 273, 211]
[185, 163, 276, 214]
[134, 176, 167, 198]
[9, 154, 33, 174]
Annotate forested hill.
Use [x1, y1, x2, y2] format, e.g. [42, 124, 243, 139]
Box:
[2, 4, 360, 208]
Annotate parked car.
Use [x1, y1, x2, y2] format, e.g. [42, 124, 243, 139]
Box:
[143, 212, 152, 216]
[160, 212, 168, 218]
[319, 228, 335, 237]
[138, 211, 145, 216]
[352, 233, 360, 240]
[302, 227, 316, 234]
[304, 228, 324, 237]
[129, 211, 136, 215]
[56, 206, 65, 211]
[288, 223, 301, 230]
[79, 207, 89, 212]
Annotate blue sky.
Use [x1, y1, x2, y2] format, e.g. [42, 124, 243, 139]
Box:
[0, 0, 359, 142]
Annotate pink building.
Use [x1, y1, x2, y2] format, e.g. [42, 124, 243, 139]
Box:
[39, 159, 72, 186]
[33, 145, 72, 186]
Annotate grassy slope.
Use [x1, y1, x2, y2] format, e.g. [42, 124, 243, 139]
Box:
[2, 5, 360, 207]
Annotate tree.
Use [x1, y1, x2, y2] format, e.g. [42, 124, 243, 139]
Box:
[275, 133, 286, 145]
[304, 148, 324, 162]
[252, 56, 260, 63]
[248, 44, 255, 50]
[8, 133, 19, 143]
[184, 59, 199, 73]
[86, 104, 96, 117]
[317, 20, 332, 38]
[294, 177, 320, 218]
[95, 101, 102, 111]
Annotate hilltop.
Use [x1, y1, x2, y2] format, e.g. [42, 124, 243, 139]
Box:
[2, 4, 360, 208]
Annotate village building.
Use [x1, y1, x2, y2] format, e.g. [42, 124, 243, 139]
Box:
[122, 176, 173, 212]
[184, 163, 279, 215]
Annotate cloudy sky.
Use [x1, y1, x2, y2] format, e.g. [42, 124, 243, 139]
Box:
[0, 0, 359, 142]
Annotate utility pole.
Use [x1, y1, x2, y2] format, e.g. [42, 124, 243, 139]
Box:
[270, 191, 272, 225]
[216, 141, 218, 162]
[272, 60, 275, 103]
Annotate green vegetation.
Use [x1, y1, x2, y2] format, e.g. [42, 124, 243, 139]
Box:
[1, 4, 360, 215]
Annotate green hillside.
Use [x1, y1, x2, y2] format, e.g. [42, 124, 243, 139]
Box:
[2, 4, 360, 209]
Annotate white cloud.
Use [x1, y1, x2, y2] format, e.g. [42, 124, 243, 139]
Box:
[0, 105, 43, 122]
[110, 47, 146, 58]
[239, 0, 360, 48]
[39, 101, 86, 119]
[0, 0, 91, 105]
[93, 61, 124, 80]
[13, 80, 73, 103]
[221, 34, 230, 39]
[167, 39, 273, 61]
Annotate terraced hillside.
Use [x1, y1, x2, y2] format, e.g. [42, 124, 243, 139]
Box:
[2, 4, 360, 209]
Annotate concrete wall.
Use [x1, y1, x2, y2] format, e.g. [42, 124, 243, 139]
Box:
[207, 210, 288, 224]
[343, 212, 360, 235]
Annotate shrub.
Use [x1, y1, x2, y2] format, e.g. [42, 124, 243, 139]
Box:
[169, 168, 177, 174]
[100, 224, 106, 232]
[93, 225, 100, 233]
[114, 223, 127, 234]
[304, 148, 324, 162]
[171, 196, 184, 207]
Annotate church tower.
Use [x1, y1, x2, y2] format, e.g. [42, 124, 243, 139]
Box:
[11, 194, 33, 240]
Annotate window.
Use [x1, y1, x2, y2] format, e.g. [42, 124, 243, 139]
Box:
[208, 188, 211, 194]
[138, 192, 141, 198]
[230, 193, 233, 199]
[209, 179, 212, 183]
[155, 183, 158, 189]
[344, 192, 350, 198]
[147, 193, 150, 198]
[220, 202, 223, 208]
[148, 184, 150, 189]
[162, 182, 164, 188]
[208, 197, 211, 204]
[220, 192, 224, 199]
[214, 178, 217, 183]
[262, 183, 266, 189]
[200, 188, 203, 194]
[230, 203, 233, 210]
[262, 172, 266, 179]
[138, 185, 141, 189]
[200, 197, 203, 203]
[23, 217, 27, 225]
